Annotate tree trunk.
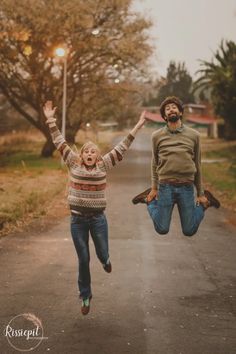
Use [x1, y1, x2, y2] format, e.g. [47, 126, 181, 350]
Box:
[66, 128, 76, 144]
[40, 125, 80, 157]
[224, 119, 236, 140]
[41, 138, 56, 157]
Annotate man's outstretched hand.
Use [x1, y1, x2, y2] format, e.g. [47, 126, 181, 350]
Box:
[196, 195, 209, 208]
[147, 189, 158, 202]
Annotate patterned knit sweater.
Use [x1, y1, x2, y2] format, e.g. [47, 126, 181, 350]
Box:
[48, 122, 134, 213]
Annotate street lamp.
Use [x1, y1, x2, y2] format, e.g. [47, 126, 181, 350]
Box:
[55, 47, 67, 139]
[91, 28, 100, 36]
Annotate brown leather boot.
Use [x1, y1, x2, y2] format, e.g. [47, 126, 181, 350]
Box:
[132, 188, 152, 205]
[81, 296, 92, 316]
[204, 190, 220, 208]
[103, 260, 112, 273]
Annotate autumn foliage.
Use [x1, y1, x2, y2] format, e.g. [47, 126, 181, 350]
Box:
[0, 0, 152, 156]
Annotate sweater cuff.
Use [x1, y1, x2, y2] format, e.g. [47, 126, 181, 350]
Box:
[46, 117, 57, 124]
[152, 181, 158, 190]
[197, 189, 205, 197]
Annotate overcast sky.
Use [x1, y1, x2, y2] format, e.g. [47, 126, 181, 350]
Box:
[132, 0, 236, 78]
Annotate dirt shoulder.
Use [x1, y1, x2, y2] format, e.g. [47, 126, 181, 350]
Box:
[0, 128, 118, 237]
[0, 169, 68, 237]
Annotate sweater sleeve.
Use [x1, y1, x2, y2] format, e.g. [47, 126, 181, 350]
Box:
[194, 134, 204, 196]
[151, 134, 159, 189]
[47, 121, 77, 167]
[99, 133, 135, 171]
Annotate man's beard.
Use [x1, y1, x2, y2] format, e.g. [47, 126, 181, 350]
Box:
[167, 114, 180, 123]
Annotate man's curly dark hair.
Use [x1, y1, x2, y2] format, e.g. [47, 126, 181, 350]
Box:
[160, 96, 184, 119]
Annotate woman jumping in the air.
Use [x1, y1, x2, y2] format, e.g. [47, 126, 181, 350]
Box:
[43, 101, 146, 315]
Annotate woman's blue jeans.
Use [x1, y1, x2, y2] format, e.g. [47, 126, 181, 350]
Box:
[147, 183, 205, 236]
[70, 213, 109, 299]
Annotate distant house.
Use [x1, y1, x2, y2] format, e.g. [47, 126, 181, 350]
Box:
[97, 121, 118, 129]
[183, 103, 218, 138]
[141, 103, 218, 138]
[184, 103, 207, 115]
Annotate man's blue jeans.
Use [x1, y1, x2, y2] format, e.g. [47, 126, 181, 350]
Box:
[70, 213, 109, 299]
[147, 183, 205, 236]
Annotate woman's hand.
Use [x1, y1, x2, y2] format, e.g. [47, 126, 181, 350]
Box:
[43, 101, 57, 120]
[135, 110, 147, 130]
[130, 111, 147, 136]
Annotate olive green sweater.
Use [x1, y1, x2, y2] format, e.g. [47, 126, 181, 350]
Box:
[151, 125, 203, 196]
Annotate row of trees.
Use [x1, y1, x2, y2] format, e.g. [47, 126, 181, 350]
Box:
[195, 41, 236, 140]
[0, 0, 152, 156]
[144, 41, 236, 140]
[0, 0, 235, 148]
[144, 61, 195, 106]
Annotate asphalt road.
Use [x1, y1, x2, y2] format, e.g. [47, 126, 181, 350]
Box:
[0, 128, 236, 354]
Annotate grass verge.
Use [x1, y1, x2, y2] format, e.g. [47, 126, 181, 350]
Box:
[0, 169, 67, 236]
[202, 144, 236, 212]
[0, 129, 113, 236]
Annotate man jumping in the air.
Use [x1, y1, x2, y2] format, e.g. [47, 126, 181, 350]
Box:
[132, 96, 220, 237]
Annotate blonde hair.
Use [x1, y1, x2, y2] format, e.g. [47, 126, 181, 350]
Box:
[78, 141, 101, 165]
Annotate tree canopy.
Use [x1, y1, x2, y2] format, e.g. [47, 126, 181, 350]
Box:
[0, 0, 152, 156]
[194, 40, 236, 140]
[157, 61, 195, 104]
[144, 61, 195, 107]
